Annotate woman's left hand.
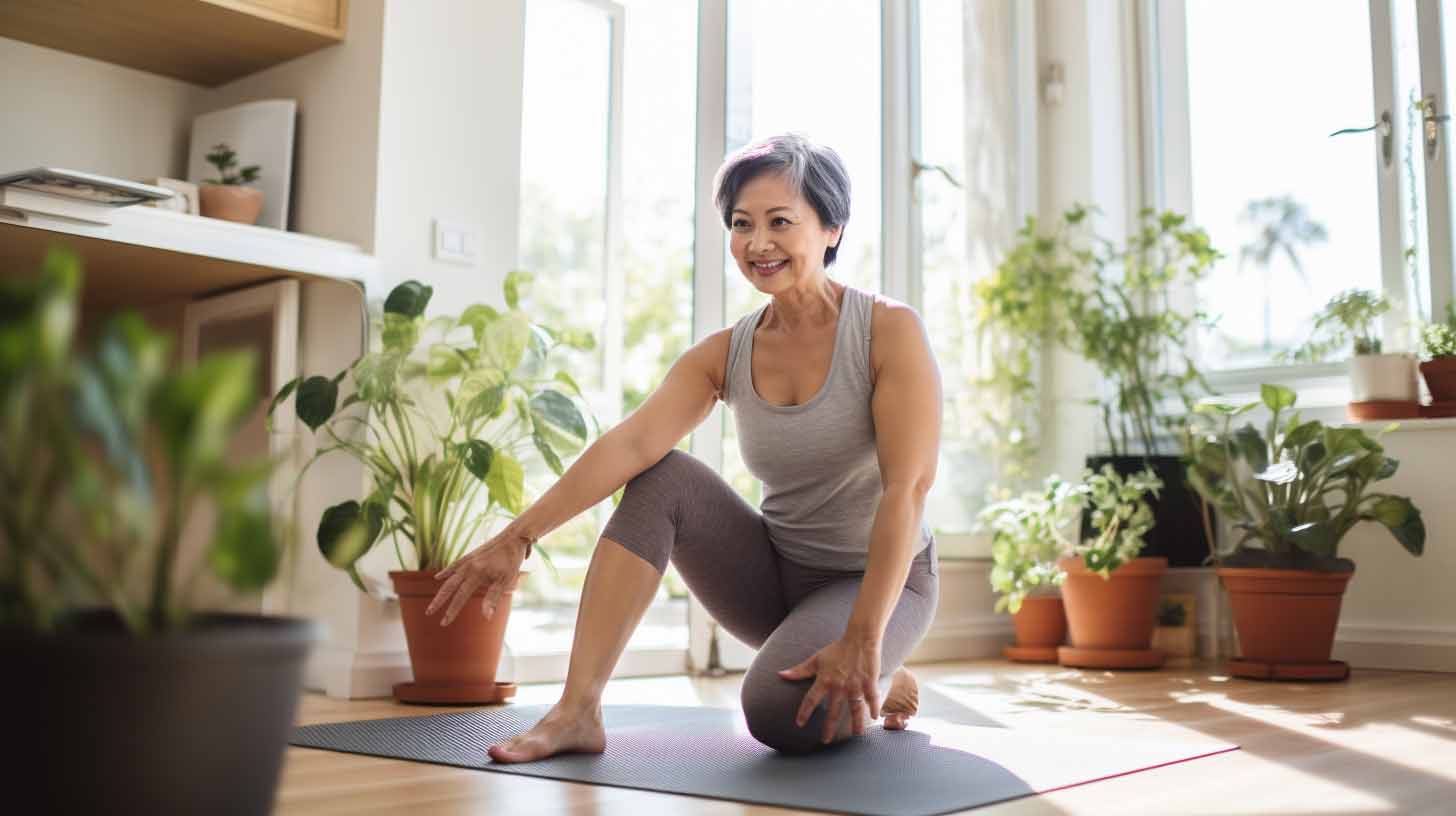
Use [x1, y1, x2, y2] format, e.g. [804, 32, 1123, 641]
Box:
[778, 636, 882, 743]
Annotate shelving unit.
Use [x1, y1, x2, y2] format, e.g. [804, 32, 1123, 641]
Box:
[0, 205, 377, 313]
[0, 0, 349, 87]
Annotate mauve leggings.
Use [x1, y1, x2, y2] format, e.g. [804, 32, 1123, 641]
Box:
[600, 450, 940, 753]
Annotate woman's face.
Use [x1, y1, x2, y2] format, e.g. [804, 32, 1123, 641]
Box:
[728, 173, 842, 295]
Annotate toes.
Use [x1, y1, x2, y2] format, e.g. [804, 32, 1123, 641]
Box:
[884, 713, 908, 730]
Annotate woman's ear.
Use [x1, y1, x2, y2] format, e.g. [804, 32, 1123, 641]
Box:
[828, 225, 843, 248]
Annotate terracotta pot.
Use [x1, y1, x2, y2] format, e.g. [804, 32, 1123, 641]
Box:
[1058, 556, 1167, 650]
[1420, 357, 1456, 403]
[1012, 595, 1066, 648]
[200, 183, 264, 224]
[1218, 567, 1353, 664]
[391, 570, 523, 691]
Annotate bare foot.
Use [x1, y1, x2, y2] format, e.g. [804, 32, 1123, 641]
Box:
[486, 702, 606, 763]
[882, 667, 919, 731]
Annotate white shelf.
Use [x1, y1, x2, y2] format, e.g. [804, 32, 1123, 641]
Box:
[0, 204, 378, 294]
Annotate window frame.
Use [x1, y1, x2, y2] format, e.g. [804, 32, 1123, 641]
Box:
[1140, 0, 1455, 394]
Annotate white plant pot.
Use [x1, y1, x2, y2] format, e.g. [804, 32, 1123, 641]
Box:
[1349, 353, 1418, 402]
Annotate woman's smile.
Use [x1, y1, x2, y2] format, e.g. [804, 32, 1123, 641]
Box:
[752, 259, 789, 276]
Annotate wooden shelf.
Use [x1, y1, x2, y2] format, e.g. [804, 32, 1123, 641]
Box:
[0, 0, 348, 87]
[0, 205, 377, 315]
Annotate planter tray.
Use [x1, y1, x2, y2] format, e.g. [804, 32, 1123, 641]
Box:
[1347, 400, 1421, 421]
[1421, 401, 1456, 419]
[394, 681, 518, 705]
[1057, 646, 1165, 670]
[1003, 644, 1060, 664]
[1226, 659, 1349, 682]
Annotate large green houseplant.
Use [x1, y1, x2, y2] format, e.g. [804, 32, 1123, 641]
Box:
[979, 475, 1083, 662]
[1184, 384, 1425, 679]
[977, 205, 1220, 566]
[2, 250, 311, 813]
[273, 271, 593, 703]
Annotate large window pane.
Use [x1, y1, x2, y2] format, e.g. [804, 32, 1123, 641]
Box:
[721, 0, 882, 505]
[514, 0, 694, 660]
[1186, 0, 1385, 368]
[917, 0, 1017, 546]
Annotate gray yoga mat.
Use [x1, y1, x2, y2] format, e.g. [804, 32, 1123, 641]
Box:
[291, 691, 1236, 816]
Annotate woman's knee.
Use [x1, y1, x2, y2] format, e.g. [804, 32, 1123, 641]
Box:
[740, 669, 828, 754]
[601, 450, 699, 573]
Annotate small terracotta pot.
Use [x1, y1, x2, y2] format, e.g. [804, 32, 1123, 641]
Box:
[1012, 595, 1067, 649]
[1058, 556, 1167, 650]
[1218, 567, 1353, 665]
[1420, 357, 1456, 403]
[200, 183, 264, 224]
[391, 570, 523, 691]
[1349, 353, 1418, 402]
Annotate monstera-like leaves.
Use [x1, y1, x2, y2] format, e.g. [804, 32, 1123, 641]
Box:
[1369, 496, 1425, 556]
[530, 390, 587, 456]
[317, 499, 385, 569]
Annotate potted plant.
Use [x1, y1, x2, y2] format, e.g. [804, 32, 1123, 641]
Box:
[199, 141, 265, 224]
[1150, 595, 1196, 666]
[1057, 464, 1167, 669]
[979, 475, 1084, 662]
[1288, 289, 1418, 419]
[272, 271, 593, 704]
[2, 250, 312, 813]
[1418, 303, 1456, 413]
[1184, 384, 1425, 680]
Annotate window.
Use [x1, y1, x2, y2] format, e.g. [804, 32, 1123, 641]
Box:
[1149, 0, 1456, 378]
[514, 0, 696, 680]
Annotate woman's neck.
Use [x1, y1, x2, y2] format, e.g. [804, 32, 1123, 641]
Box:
[765, 276, 843, 332]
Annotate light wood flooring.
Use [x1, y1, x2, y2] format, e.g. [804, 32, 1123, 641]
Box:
[278, 660, 1456, 815]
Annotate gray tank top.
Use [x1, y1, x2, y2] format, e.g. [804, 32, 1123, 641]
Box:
[723, 285, 933, 570]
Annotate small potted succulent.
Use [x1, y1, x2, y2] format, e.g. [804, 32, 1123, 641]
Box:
[1290, 289, 1418, 419]
[199, 142, 265, 224]
[2, 250, 312, 813]
[979, 476, 1084, 663]
[1418, 303, 1456, 411]
[1184, 384, 1424, 680]
[1057, 464, 1166, 670]
[272, 271, 594, 704]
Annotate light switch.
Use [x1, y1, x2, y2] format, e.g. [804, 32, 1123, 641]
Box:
[433, 219, 479, 266]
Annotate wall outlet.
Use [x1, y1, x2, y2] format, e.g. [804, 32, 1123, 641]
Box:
[433, 219, 479, 266]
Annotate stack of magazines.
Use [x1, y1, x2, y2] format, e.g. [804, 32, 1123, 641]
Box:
[0, 168, 173, 225]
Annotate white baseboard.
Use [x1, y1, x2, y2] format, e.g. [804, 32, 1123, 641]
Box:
[1335, 623, 1456, 672]
[908, 616, 1013, 664]
[307, 645, 413, 699]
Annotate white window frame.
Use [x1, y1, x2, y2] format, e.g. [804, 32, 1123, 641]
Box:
[1142, 0, 1454, 399]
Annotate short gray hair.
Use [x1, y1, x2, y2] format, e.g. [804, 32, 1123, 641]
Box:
[713, 133, 852, 267]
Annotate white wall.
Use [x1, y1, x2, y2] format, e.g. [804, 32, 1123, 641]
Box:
[373, 0, 527, 313]
[195, 0, 386, 251]
[0, 37, 202, 181]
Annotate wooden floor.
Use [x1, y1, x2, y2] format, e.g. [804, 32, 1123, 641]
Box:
[278, 660, 1456, 815]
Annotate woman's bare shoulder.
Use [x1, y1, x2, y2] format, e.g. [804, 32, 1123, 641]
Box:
[678, 327, 735, 395]
[867, 293, 929, 372]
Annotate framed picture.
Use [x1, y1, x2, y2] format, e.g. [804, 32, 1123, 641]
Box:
[148, 178, 200, 215]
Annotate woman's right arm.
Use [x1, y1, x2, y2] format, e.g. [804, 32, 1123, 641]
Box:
[428, 328, 731, 624]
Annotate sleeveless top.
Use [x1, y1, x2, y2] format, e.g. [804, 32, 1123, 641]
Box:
[722, 285, 934, 571]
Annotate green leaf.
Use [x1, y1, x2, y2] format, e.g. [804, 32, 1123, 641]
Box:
[153, 351, 258, 467]
[1288, 521, 1337, 557]
[209, 504, 279, 590]
[553, 370, 584, 397]
[1371, 496, 1425, 556]
[316, 500, 382, 569]
[459, 303, 501, 343]
[483, 312, 531, 372]
[529, 390, 587, 453]
[384, 280, 433, 318]
[266, 376, 300, 430]
[1232, 424, 1269, 472]
[1260, 383, 1296, 413]
[426, 344, 465, 382]
[486, 451, 526, 515]
[295, 375, 339, 432]
[460, 439, 495, 481]
[534, 430, 564, 476]
[504, 269, 533, 310]
[380, 313, 420, 353]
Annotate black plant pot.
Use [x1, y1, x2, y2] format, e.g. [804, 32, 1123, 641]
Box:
[1083, 454, 1216, 568]
[3, 611, 315, 815]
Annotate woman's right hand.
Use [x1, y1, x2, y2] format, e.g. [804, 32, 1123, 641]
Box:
[425, 529, 533, 627]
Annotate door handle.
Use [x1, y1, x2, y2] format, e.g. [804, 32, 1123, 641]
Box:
[1329, 111, 1393, 168]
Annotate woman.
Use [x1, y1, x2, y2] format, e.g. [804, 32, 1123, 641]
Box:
[427, 133, 942, 760]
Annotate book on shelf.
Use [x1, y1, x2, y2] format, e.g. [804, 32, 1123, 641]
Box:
[0, 167, 174, 225]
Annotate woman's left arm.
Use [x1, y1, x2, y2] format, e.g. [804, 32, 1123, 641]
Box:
[778, 301, 942, 741]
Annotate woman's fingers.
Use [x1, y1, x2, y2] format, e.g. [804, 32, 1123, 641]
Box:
[821, 689, 847, 743]
[425, 571, 465, 617]
[795, 681, 828, 728]
[440, 571, 485, 626]
[479, 579, 507, 621]
[864, 680, 881, 721]
[851, 696, 867, 736]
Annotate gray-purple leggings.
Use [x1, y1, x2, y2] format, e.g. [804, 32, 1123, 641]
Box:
[601, 450, 940, 754]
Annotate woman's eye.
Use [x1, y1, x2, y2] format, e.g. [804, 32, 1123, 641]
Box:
[732, 220, 750, 230]
[772, 217, 790, 227]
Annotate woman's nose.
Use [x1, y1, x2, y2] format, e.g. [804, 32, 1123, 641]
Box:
[746, 228, 774, 253]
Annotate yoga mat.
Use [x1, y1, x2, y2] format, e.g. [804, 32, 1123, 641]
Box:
[291, 700, 1236, 816]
